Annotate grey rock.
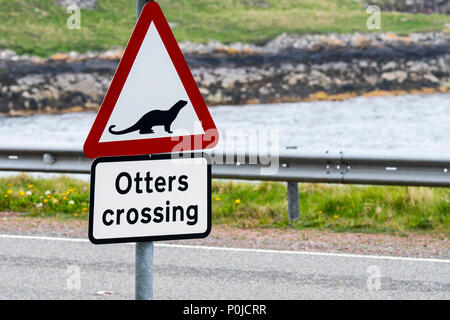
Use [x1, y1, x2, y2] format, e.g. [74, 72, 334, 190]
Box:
[361, 0, 450, 14]
[0, 30, 449, 112]
[423, 73, 440, 83]
[382, 61, 398, 71]
[382, 71, 408, 83]
[364, 75, 378, 86]
[17, 75, 45, 87]
[246, 1, 270, 8]
[55, 0, 98, 10]
[359, 60, 369, 68]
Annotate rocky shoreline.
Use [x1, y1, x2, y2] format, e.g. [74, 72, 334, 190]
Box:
[0, 31, 449, 115]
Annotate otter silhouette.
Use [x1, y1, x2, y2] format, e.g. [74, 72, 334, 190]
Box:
[108, 100, 188, 135]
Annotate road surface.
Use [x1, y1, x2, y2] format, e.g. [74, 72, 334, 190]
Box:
[0, 234, 448, 299]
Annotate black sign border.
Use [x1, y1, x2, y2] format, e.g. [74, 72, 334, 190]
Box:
[88, 153, 212, 245]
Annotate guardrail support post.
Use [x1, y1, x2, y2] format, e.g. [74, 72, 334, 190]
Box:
[287, 182, 299, 221]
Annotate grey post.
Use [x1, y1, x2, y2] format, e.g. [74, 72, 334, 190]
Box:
[137, 0, 153, 18]
[287, 182, 299, 221]
[135, 242, 154, 300]
[135, 0, 154, 301]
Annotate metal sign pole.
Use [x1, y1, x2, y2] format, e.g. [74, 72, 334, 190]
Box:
[137, 0, 153, 18]
[136, 241, 154, 300]
[135, 0, 154, 301]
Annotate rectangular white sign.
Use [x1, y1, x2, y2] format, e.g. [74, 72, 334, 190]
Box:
[89, 154, 211, 244]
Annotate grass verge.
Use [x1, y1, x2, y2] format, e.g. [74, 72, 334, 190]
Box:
[0, 174, 448, 235]
[0, 0, 449, 57]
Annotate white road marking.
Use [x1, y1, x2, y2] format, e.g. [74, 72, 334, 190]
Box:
[0, 233, 448, 264]
[0, 234, 89, 243]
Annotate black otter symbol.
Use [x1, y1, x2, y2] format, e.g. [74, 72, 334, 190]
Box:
[108, 100, 188, 135]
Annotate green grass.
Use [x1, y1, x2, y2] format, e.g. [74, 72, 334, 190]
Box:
[212, 180, 449, 234]
[0, 174, 90, 219]
[0, 0, 448, 57]
[1, 174, 449, 235]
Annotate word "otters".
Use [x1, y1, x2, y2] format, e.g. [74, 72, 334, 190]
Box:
[115, 171, 189, 194]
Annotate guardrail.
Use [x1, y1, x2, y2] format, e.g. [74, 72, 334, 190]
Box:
[1, 145, 449, 220]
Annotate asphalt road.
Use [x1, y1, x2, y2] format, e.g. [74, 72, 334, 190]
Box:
[0, 234, 448, 300]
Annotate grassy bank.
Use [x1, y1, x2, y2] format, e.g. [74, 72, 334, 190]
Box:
[1, 174, 448, 235]
[0, 0, 449, 57]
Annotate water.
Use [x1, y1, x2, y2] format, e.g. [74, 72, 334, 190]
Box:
[0, 93, 449, 156]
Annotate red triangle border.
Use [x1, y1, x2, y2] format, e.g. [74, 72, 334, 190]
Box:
[83, 1, 218, 159]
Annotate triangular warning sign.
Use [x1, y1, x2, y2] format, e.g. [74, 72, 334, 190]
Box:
[83, 2, 218, 159]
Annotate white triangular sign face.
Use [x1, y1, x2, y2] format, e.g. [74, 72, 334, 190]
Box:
[99, 23, 204, 143]
[83, 2, 218, 159]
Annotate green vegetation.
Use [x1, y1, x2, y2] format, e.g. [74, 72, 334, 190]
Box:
[1, 174, 449, 235]
[0, 174, 89, 220]
[0, 0, 448, 57]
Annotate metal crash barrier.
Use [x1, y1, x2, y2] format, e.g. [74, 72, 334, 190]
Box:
[0, 145, 449, 221]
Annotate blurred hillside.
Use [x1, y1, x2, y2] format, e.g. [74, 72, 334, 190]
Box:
[0, 0, 448, 57]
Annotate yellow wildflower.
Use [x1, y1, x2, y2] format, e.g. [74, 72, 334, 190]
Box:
[235, 199, 241, 204]
[28, 184, 33, 189]
[215, 197, 221, 201]
[333, 215, 339, 219]
[7, 190, 12, 195]
[18, 191, 25, 197]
